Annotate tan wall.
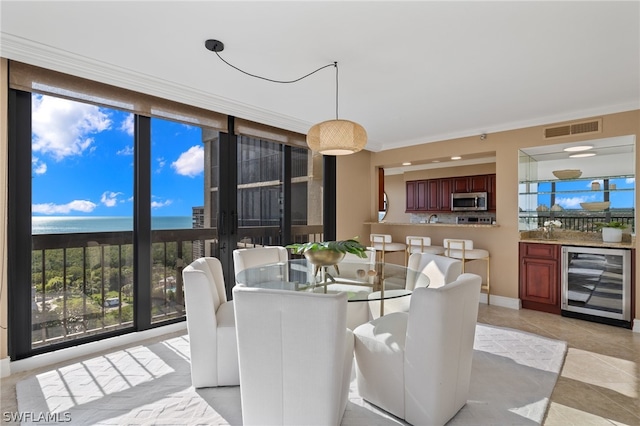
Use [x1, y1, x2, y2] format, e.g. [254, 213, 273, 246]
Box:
[336, 150, 372, 245]
[380, 174, 408, 224]
[1, 58, 8, 359]
[336, 110, 640, 318]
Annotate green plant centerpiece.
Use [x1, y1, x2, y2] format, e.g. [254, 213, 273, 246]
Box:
[595, 221, 627, 243]
[286, 238, 367, 276]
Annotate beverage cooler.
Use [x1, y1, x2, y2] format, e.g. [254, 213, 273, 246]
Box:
[561, 245, 632, 328]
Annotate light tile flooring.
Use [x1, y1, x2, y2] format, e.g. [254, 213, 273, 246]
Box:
[1, 304, 639, 425]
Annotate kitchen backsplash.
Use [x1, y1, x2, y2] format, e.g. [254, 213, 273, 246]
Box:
[410, 212, 496, 224]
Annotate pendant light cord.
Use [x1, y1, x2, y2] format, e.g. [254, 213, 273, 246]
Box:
[213, 51, 336, 84]
[212, 50, 340, 120]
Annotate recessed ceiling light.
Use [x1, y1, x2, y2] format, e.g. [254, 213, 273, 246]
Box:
[569, 152, 596, 158]
[451, 156, 462, 160]
[402, 162, 412, 166]
[432, 160, 440, 163]
[564, 145, 593, 152]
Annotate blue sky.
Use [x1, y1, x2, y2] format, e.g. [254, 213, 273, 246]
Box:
[32, 94, 204, 217]
[536, 178, 635, 209]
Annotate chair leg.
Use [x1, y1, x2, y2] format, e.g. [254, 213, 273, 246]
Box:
[484, 256, 490, 305]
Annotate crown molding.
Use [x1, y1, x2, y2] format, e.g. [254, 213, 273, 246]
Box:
[0, 33, 313, 135]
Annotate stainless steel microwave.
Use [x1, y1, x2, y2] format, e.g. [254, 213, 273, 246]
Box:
[451, 192, 488, 211]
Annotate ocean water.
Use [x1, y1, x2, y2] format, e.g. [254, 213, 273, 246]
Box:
[32, 216, 193, 234]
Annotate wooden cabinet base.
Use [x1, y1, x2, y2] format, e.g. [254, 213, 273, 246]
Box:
[521, 300, 561, 315]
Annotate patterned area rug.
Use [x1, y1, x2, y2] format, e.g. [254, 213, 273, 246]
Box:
[16, 324, 567, 425]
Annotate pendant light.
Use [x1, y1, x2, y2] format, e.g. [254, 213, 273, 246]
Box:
[205, 39, 367, 155]
[306, 62, 367, 155]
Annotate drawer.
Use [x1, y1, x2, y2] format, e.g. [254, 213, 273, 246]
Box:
[520, 242, 559, 260]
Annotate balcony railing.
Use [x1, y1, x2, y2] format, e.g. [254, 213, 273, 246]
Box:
[30, 225, 323, 349]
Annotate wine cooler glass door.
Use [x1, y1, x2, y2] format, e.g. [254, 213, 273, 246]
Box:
[561, 246, 631, 322]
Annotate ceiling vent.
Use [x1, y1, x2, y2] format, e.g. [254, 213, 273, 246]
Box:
[543, 118, 602, 139]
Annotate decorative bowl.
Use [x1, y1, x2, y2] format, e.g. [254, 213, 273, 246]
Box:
[304, 249, 345, 267]
[580, 201, 610, 211]
[552, 169, 582, 179]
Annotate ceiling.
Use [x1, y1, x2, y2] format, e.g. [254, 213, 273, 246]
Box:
[1, 1, 639, 153]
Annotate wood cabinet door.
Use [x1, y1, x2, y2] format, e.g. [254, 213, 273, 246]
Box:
[520, 257, 558, 305]
[488, 174, 497, 211]
[426, 179, 440, 210]
[439, 178, 452, 211]
[469, 175, 488, 192]
[406, 181, 417, 211]
[416, 180, 428, 210]
[519, 243, 561, 314]
[452, 177, 468, 193]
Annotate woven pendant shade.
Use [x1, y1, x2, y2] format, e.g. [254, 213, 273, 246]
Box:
[306, 119, 367, 155]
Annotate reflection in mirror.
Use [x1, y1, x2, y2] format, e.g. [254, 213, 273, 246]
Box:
[518, 135, 635, 233]
[378, 192, 388, 221]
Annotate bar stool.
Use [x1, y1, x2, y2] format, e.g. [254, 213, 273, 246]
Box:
[443, 238, 490, 304]
[370, 234, 406, 263]
[405, 236, 445, 265]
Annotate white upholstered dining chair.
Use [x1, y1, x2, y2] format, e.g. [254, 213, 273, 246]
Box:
[368, 252, 463, 319]
[182, 257, 239, 388]
[233, 286, 354, 426]
[232, 246, 289, 285]
[354, 273, 482, 426]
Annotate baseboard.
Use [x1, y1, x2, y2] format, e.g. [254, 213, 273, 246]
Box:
[3, 322, 187, 378]
[484, 294, 521, 310]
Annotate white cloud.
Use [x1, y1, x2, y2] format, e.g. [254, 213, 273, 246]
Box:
[101, 191, 123, 207]
[32, 157, 47, 175]
[626, 178, 635, 184]
[151, 200, 173, 209]
[555, 195, 595, 208]
[120, 114, 134, 136]
[171, 146, 203, 177]
[117, 145, 134, 156]
[32, 95, 112, 160]
[33, 200, 97, 214]
[156, 157, 166, 173]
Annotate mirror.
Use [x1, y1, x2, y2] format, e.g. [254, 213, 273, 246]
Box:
[378, 192, 388, 221]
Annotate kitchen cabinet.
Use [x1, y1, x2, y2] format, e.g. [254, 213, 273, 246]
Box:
[439, 178, 452, 211]
[426, 179, 440, 211]
[452, 177, 469, 193]
[406, 174, 496, 212]
[469, 175, 488, 192]
[452, 175, 488, 193]
[488, 174, 497, 211]
[406, 180, 427, 211]
[519, 242, 561, 314]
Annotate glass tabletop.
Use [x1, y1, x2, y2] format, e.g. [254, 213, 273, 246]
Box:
[235, 258, 427, 302]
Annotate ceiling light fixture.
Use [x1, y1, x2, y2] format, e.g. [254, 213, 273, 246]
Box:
[205, 39, 367, 155]
[402, 162, 412, 166]
[563, 145, 594, 152]
[569, 152, 597, 158]
[451, 156, 462, 160]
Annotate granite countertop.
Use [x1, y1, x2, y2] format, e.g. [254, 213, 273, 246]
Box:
[520, 230, 635, 249]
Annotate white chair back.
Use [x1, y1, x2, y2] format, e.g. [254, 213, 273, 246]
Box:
[404, 273, 482, 425]
[183, 257, 239, 388]
[353, 272, 481, 425]
[407, 252, 463, 289]
[233, 246, 289, 284]
[443, 238, 474, 250]
[233, 286, 353, 426]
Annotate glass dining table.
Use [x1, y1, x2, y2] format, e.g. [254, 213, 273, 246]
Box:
[235, 258, 429, 320]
